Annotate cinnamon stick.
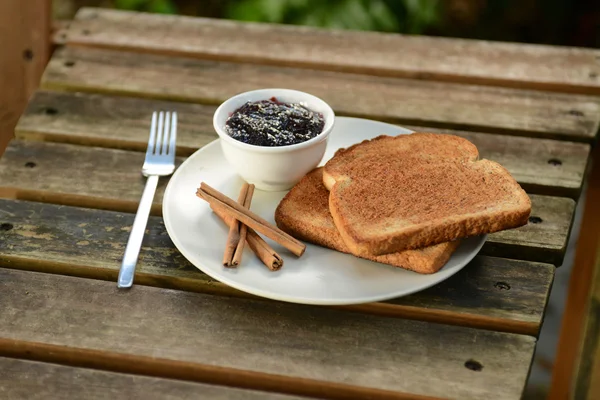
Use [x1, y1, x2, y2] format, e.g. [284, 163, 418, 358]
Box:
[232, 184, 255, 266]
[197, 183, 306, 257]
[222, 183, 249, 267]
[212, 205, 283, 271]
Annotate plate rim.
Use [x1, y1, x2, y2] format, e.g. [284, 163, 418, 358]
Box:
[162, 116, 486, 305]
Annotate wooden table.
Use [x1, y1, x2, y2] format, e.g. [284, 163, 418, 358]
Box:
[1, 7, 599, 400]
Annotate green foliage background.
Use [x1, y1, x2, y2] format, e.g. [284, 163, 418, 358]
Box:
[114, 0, 178, 14]
[225, 0, 440, 34]
[114, 0, 441, 35]
[111, 0, 598, 47]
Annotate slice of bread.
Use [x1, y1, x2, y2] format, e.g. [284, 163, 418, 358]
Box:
[275, 168, 461, 274]
[323, 133, 480, 190]
[324, 133, 531, 256]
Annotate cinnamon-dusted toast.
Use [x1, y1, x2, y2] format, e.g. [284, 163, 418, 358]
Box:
[324, 133, 531, 256]
[323, 133, 479, 190]
[275, 168, 461, 274]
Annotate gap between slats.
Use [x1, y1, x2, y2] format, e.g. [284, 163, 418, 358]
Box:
[0, 197, 555, 337]
[40, 46, 600, 143]
[15, 91, 592, 199]
[0, 180, 575, 267]
[0, 255, 543, 337]
[56, 8, 600, 96]
[0, 267, 537, 399]
[0, 357, 312, 400]
[0, 338, 438, 400]
[0, 139, 576, 266]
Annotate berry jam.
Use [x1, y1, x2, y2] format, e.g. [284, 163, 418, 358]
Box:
[224, 97, 325, 147]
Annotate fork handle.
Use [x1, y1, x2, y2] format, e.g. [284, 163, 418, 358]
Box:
[117, 174, 160, 289]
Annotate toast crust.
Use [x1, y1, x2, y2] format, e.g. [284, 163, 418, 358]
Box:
[324, 133, 531, 256]
[275, 168, 460, 274]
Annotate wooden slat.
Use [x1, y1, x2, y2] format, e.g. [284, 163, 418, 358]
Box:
[0, 139, 185, 215]
[0, 0, 51, 155]
[16, 90, 216, 156]
[41, 46, 600, 142]
[16, 91, 591, 198]
[0, 140, 574, 265]
[0, 268, 536, 400]
[0, 199, 554, 336]
[60, 8, 600, 95]
[0, 357, 309, 400]
[484, 194, 575, 266]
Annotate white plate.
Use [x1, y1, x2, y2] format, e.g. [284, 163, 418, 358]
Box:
[163, 117, 486, 305]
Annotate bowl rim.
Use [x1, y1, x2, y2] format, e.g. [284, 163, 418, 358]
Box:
[213, 88, 335, 154]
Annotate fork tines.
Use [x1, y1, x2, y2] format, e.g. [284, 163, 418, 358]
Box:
[147, 111, 178, 156]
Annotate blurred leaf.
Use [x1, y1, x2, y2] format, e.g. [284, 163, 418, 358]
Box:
[114, 0, 146, 9]
[402, 0, 440, 33]
[149, 0, 177, 14]
[368, 0, 400, 31]
[226, 0, 264, 21]
[226, 0, 437, 33]
[114, 0, 177, 14]
[227, 0, 288, 22]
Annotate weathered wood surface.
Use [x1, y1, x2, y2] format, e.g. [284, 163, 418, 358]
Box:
[17, 90, 216, 156]
[16, 91, 590, 197]
[0, 199, 553, 336]
[0, 140, 184, 215]
[41, 47, 600, 142]
[572, 237, 600, 400]
[0, 268, 535, 400]
[0, 140, 575, 265]
[0, 0, 51, 155]
[0, 357, 310, 400]
[59, 8, 600, 95]
[484, 194, 575, 266]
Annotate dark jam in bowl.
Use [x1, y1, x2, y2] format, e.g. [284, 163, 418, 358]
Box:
[224, 97, 325, 147]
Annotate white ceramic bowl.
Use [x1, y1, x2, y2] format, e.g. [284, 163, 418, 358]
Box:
[213, 88, 335, 191]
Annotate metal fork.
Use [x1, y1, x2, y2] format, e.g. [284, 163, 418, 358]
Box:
[117, 111, 178, 289]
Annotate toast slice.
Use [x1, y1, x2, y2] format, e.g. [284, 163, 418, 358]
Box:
[323, 133, 480, 190]
[324, 133, 531, 256]
[275, 168, 461, 274]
